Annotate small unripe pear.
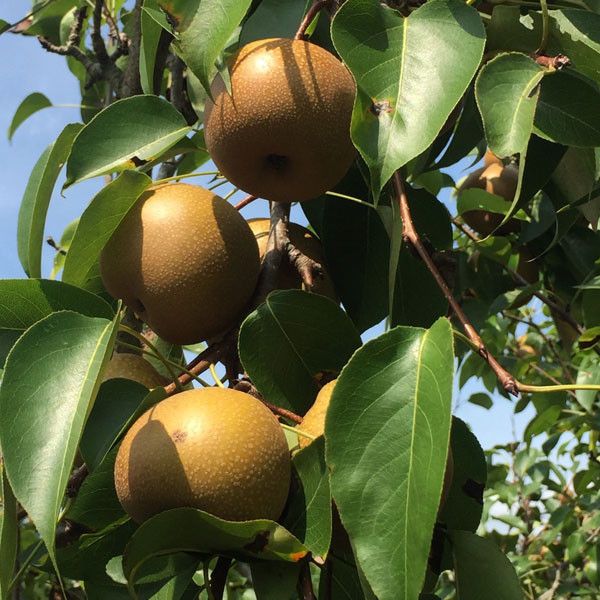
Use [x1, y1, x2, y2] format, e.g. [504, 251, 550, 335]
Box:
[100, 183, 260, 345]
[205, 38, 356, 203]
[248, 218, 337, 301]
[460, 162, 520, 237]
[103, 352, 168, 389]
[114, 388, 291, 523]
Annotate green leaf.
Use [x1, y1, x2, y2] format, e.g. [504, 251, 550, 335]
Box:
[467, 392, 493, 409]
[0, 310, 120, 567]
[475, 53, 544, 158]
[331, 0, 485, 196]
[251, 561, 300, 600]
[326, 318, 454, 600]
[8, 92, 52, 141]
[535, 71, 600, 147]
[439, 418, 486, 533]
[161, 0, 253, 97]
[122, 508, 309, 585]
[0, 468, 18, 600]
[80, 382, 166, 472]
[50, 217, 79, 279]
[66, 449, 124, 531]
[0, 278, 114, 367]
[239, 290, 362, 414]
[282, 437, 332, 557]
[140, 0, 169, 95]
[451, 530, 524, 600]
[65, 96, 191, 186]
[17, 123, 82, 277]
[576, 355, 600, 412]
[239, 0, 307, 44]
[62, 171, 151, 287]
[0, 20, 9, 35]
[457, 188, 528, 220]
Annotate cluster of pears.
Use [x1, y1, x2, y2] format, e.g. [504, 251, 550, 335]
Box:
[104, 36, 356, 524]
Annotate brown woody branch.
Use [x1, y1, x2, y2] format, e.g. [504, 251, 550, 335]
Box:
[286, 241, 324, 289]
[234, 194, 257, 210]
[295, 0, 331, 40]
[92, 0, 110, 64]
[210, 557, 232, 600]
[167, 54, 198, 125]
[234, 378, 303, 424]
[120, 0, 143, 97]
[298, 560, 316, 600]
[534, 54, 571, 70]
[394, 173, 518, 395]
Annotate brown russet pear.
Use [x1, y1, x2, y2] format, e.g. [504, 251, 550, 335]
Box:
[100, 183, 260, 345]
[103, 352, 168, 389]
[459, 162, 520, 237]
[204, 38, 356, 203]
[248, 218, 337, 300]
[114, 388, 291, 523]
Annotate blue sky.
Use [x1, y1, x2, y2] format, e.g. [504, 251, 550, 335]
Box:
[0, 1, 534, 450]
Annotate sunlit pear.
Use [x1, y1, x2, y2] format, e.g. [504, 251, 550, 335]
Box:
[204, 38, 356, 203]
[100, 183, 260, 345]
[248, 218, 337, 300]
[296, 379, 336, 449]
[114, 388, 291, 523]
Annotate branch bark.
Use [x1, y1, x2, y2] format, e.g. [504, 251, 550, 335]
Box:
[119, 0, 143, 97]
[395, 173, 518, 395]
[295, 0, 331, 40]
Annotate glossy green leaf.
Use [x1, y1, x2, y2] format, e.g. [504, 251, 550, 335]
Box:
[535, 71, 600, 147]
[326, 318, 454, 600]
[65, 96, 191, 186]
[282, 437, 331, 557]
[161, 0, 253, 96]
[457, 188, 527, 220]
[451, 530, 524, 600]
[0, 20, 9, 35]
[331, 0, 485, 196]
[8, 92, 52, 141]
[122, 507, 309, 585]
[0, 278, 114, 366]
[17, 123, 82, 277]
[0, 467, 18, 600]
[576, 355, 600, 412]
[62, 171, 151, 287]
[475, 53, 544, 158]
[66, 449, 124, 531]
[0, 310, 120, 567]
[239, 290, 362, 414]
[80, 382, 166, 472]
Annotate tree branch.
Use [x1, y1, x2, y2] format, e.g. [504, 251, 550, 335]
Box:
[234, 194, 257, 210]
[209, 557, 232, 600]
[234, 378, 303, 424]
[395, 173, 518, 395]
[295, 0, 331, 40]
[298, 560, 316, 600]
[285, 240, 324, 289]
[120, 0, 143, 97]
[167, 54, 198, 125]
[92, 0, 110, 64]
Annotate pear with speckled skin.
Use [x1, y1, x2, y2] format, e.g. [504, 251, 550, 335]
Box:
[100, 183, 260, 345]
[103, 352, 168, 389]
[204, 38, 356, 203]
[114, 388, 291, 523]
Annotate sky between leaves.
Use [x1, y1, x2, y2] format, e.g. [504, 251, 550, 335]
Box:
[0, 0, 536, 450]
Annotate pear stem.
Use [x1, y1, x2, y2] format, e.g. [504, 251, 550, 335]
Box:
[295, 0, 331, 40]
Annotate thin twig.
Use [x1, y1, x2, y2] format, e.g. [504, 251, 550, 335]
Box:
[234, 194, 257, 210]
[210, 557, 232, 600]
[234, 379, 303, 424]
[534, 53, 571, 70]
[295, 0, 330, 40]
[396, 173, 518, 395]
[285, 241, 324, 289]
[298, 560, 316, 600]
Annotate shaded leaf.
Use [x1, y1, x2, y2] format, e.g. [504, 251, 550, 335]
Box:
[331, 0, 485, 196]
[140, 0, 169, 95]
[475, 53, 544, 158]
[122, 507, 309, 585]
[326, 319, 454, 600]
[8, 92, 52, 141]
[239, 290, 361, 414]
[251, 561, 300, 600]
[535, 70, 600, 147]
[65, 96, 191, 186]
[282, 437, 332, 557]
[62, 171, 151, 287]
[17, 123, 82, 278]
[50, 217, 79, 279]
[576, 354, 600, 412]
[451, 530, 524, 600]
[0, 467, 18, 600]
[240, 0, 308, 44]
[161, 0, 253, 97]
[0, 311, 120, 567]
[80, 382, 166, 472]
